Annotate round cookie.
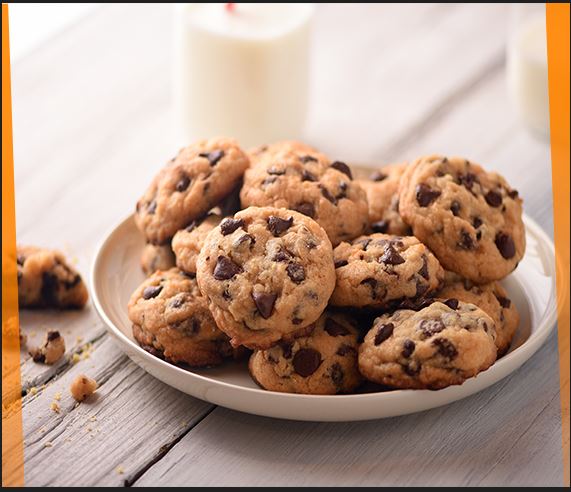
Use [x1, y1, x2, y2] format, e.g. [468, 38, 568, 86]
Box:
[358, 300, 497, 389]
[357, 162, 412, 236]
[128, 268, 234, 367]
[135, 137, 249, 244]
[196, 206, 336, 350]
[17, 245, 88, 309]
[438, 274, 519, 356]
[330, 234, 444, 308]
[172, 213, 223, 274]
[249, 311, 362, 394]
[240, 147, 369, 246]
[398, 155, 525, 283]
[248, 140, 326, 168]
[140, 243, 176, 276]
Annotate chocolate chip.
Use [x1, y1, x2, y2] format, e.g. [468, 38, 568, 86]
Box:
[450, 201, 461, 216]
[319, 185, 337, 204]
[176, 174, 191, 192]
[46, 331, 60, 341]
[485, 190, 502, 208]
[443, 298, 459, 310]
[419, 319, 445, 338]
[252, 292, 277, 319]
[361, 277, 384, 300]
[458, 230, 475, 250]
[300, 155, 317, 163]
[293, 348, 322, 377]
[147, 200, 157, 215]
[180, 271, 196, 279]
[267, 215, 293, 236]
[403, 363, 421, 376]
[379, 244, 405, 265]
[143, 285, 162, 299]
[301, 170, 317, 182]
[418, 255, 429, 280]
[280, 342, 293, 359]
[286, 263, 305, 284]
[262, 176, 278, 187]
[220, 218, 244, 236]
[213, 256, 242, 280]
[416, 281, 429, 297]
[169, 297, 185, 309]
[295, 202, 316, 218]
[40, 272, 59, 306]
[222, 288, 232, 301]
[306, 239, 318, 250]
[324, 318, 349, 337]
[495, 232, 516, 259]
[199, 150, 224, 166]
[17, 255, 25, 266]
[371, 220, 389, 233]
[337, 344, 356, 356]
[416, 184, 441, 207]
[472, 217, 483, 228]
[508, 189, 519, 199]
[272, 248, 293, 262]
[292, 317, 304, 325]
[267, 167, 285, 175]
[355, 238, 371, 250]
[374, 323, 394, 345]
[330, 363, 344, 387]
[32, 352, 46, 363]
[432, 338, 458, 359]
[64, 275, 81, 290]
[334, 259, 348, 268]
[330, 161, 353, 179]
[457, 172, 478, 190]
[495, 294, 511, 308]
[401, 339, 415, 358]
[476, 230, 482, 241]
[370, 171, 387, 182]
[234, 233, 255, 248]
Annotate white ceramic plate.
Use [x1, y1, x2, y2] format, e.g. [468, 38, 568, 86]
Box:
[91, 214, 561, 421]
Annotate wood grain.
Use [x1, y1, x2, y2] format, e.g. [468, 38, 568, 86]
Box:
[10, 3, 562, 487]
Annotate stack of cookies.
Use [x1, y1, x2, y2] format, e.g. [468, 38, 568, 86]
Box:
[128, 138, 525, 393]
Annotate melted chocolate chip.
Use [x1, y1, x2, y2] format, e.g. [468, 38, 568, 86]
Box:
[330, 363, 344, 387]
[220, 218, 244, 236]
[293, 348, 322, 377]
[485, 190, 502, 208]
[379, 244, 405, 265]
[458, 230, 475, 250]
[286, 263, 305, 284]
[176, 174, 191, 192]
[370, 171, 387, 182]
[418, 255, 429, 280]
[324, 318, 350, 337]
[337, 344, 356, 356]
[169, 297, 185, 309]
[374, 323, 394, 345]
[401, 339, 415, 358]
[143, 285, 163, 299]
[495, 294, 511, 308]
[267, 215, 294, 236]
[295, 202, 316, 218]
[330, 161, 353, 179]
[371, 220, 389, 233]
[301, 170, 317, 182]
[495, 232, 516, 259]
[280, 341, 293, 359]
[213, 256, 242, 280]
[416, 184, 441, 207]
[319, 185, 337, 205]
[252, 292, 277, 319]
[450, 201, 461, 216]
[472, 217, 483, 228]
[334, 259, 348, 268]
[300, 155, 317, 163]
[419, 319, 445, 338]
[443, 298, 459, 310]
[41, 272, 59, 306]
[199, 150, 224, 166]
[432, 337, 458, 359]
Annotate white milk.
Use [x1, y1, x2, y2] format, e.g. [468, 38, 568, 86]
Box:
[506, 15, 550, 138]
[173, 3, 314, 148]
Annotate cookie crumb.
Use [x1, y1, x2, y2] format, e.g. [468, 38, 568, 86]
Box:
[44, 441, 53, 448]
[70, 374, 97, 402]
[53, 392, 62, 401]
[29, 331, 65, 365]
[71, 353, 81, 364]
[116, 466, 124, 475]
[50, 402, 61, 414]
[28, 386, 38, 396]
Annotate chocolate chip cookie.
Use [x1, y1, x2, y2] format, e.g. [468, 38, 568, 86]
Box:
[128, 268, 235, 367]
[248, 140, 326, 168]
[196, 206, 336, 350]
[438, 274, 519, 356]
[249, 311, 362, 394]
[240, 146, 369, 246]
[330, 234, 444, 308]
[140, 243, 176, 276]
[357, 162, 412, 236]
[135, 137, 249, 244]
[359, 300, 497, 389]
[17, 246, 88, 309]
[172, 213, 222, 274]
[399, 155, 525, 283]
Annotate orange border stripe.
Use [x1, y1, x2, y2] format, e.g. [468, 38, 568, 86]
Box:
[1, 3, 24, 487]
[546, 2, 570, 487]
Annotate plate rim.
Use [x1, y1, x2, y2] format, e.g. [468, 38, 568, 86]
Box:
[90, 212, 562, 409]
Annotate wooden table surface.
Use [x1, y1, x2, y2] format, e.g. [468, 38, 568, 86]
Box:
[11, 4, 563, 487]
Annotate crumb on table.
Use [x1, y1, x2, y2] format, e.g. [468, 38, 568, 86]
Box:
[70, 374, 98, 402]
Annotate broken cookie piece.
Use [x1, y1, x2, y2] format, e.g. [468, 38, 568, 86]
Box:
[70, 374, 98, 402]
[29, 330, 66, 364]
[17, 245, 88, 309]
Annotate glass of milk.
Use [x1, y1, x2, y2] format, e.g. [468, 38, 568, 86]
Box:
[173, 3, 314, 149]
[506, 4, 550, 139]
